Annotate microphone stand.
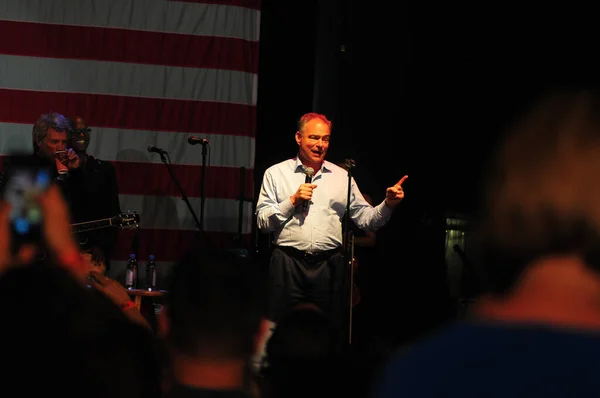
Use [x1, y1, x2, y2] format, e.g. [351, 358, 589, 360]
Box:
[199, 141, 209, 239]
[342, 158, 356, 346]
[158, 151, 203, 242]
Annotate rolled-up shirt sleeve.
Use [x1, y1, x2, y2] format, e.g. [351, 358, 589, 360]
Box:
[349, 180, 394, 232]
[256, 169, 296, 233]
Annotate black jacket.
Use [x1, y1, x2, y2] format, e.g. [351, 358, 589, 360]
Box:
[68, 155, 122, 268]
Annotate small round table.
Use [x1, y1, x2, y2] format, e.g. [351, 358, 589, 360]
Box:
[127, 289, 166, 310]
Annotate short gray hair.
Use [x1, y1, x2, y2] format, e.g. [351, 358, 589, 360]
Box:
[32, 112, 72, 153]
[297, 113, 332, 133]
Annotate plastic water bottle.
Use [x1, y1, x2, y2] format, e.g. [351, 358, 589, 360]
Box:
[125, 253, 138, 289]
[145, 255, 157, 291]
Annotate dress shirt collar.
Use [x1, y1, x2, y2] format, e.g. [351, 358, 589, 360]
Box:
[293, 155, 333, 176]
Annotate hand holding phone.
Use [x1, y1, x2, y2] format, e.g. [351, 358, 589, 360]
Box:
[1, 154, 84, 278]
[1, 155, 52, 254]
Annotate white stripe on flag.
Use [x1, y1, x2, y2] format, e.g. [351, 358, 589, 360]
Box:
[0, 0, 260, 41]
[119, 194, 253, 234]
[0, 55, 256, 105]
[0, 123, 256, 168]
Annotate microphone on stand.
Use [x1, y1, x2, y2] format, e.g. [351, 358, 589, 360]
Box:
[344, 158, 356, 169]
[302, 167, 315, 213]
[188, 136, 209, 146]
[187, 136, 210, 243]
[147, 145, 167, 155]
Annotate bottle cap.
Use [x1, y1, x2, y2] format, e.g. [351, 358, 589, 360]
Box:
[129, 253, 136, 258]
[149, 255, 155, 261]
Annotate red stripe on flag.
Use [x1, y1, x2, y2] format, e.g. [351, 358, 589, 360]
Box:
[0, 89, 256, 137]
[113, 228, 253, 262]
[0, 157, 255, 200]
[0, 21, 258, 74]
[114, 161, 254, 200]
[166, 0, 261, 10]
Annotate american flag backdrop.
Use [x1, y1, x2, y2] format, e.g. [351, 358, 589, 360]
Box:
[0, 0, 261, 276]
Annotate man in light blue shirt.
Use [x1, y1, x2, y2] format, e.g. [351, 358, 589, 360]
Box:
[255, 112, 407, 353]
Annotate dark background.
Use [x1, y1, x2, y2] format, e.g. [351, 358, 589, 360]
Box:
[253, 0, 597, 346]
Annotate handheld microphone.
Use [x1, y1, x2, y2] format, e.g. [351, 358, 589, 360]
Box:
[147, 145, 167, 155]
[302, 167, 315, 213]
[188, 136, 209, 145]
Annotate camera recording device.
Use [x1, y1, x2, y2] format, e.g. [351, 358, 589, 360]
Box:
[0, 154, 54, 253]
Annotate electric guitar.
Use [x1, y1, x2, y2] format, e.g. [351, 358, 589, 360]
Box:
[72, 212, 140, 241]
[37, 212, 140, 261]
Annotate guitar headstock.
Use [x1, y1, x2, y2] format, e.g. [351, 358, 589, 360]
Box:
[112, 211, 140, 230]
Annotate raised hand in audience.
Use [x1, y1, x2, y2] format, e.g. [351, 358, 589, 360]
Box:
[88, 268, 152, 330]
[0, 184, 86, 279]
[0, 203, 37, 274]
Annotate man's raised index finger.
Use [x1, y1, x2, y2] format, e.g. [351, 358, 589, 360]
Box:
[396, 175, 408, 186]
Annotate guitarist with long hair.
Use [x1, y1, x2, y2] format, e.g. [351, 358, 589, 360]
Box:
[1, 112, 82, 209]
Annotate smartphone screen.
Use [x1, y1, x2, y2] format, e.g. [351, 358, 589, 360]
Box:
[1, 155, 52, 248]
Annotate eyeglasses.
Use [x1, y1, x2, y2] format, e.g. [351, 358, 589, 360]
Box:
[70, 128, 91, 135]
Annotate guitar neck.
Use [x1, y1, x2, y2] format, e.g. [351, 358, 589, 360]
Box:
[71, 218, 113, 234]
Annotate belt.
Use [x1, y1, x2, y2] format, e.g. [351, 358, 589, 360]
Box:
[275, 245, 341, 259]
